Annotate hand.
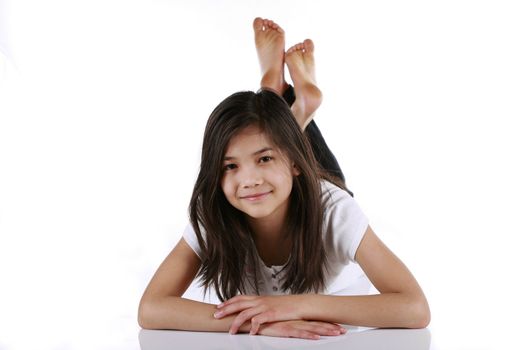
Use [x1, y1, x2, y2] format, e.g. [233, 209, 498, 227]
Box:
[257, 320, 347, 340]
[214, 295, 304, 334]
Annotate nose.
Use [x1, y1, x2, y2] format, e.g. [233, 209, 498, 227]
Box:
[238, 164, 263, 188]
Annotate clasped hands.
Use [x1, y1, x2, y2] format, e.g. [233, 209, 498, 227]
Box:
[213, 295, 346, 340]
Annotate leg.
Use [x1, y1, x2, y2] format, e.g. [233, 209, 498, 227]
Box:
[284, 39, 348, 188]
[283, 85, 347, 187]
[284, 39, 322, 131]
[253, 18, 317, 129]
[305, 120, 348, 187]
[253, 17, 288, 95]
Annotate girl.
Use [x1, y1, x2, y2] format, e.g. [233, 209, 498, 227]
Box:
[138, 18, 430, 340]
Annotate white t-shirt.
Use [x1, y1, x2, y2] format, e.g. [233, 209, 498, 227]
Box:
[182, 180, 372, 297]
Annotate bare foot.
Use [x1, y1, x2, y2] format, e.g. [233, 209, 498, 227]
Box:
[285, 39, 323, 130]
[253, 17, 288, 95]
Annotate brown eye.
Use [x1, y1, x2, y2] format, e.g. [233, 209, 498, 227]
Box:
[259, 156, 273, 163]
[224, 163, 237, 171]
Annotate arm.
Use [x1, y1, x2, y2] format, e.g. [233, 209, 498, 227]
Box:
[138, 238, 346, 338]
[220, 226, 431, 333]
[138, 238, 250, 332]
[299, 225, 431, 328]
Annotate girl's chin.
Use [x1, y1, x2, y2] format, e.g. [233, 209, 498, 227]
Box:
[242, 209, 273, 220]
[244, 212, 268, 219]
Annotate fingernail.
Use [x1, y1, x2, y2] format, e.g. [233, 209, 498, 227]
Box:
[213, 311, 222, 318]
[217, 303, 223, 308]
[340, 327, 347, 333]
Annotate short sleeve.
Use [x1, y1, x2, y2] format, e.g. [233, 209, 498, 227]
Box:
[322, 181, 369, 263]
[182, 222, 203, 260]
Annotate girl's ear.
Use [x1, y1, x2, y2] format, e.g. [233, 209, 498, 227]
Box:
[292, 163, 301, 176]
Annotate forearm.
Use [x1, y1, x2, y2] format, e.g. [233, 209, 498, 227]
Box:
[138, 296, 250, 332]
[300, 293, 430, 329]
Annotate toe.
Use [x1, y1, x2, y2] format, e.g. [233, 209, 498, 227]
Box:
[267, 19, 283, 32]
[253, 17, 264, 31]
[293, 42, 304, 53]
[303, 39, 314, 53]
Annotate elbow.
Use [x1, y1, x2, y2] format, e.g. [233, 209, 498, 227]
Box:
[408, 297, 431, 328]
[137, 298, 155, 329]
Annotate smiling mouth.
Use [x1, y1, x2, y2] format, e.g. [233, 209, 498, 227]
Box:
[240, 191, 272, 201]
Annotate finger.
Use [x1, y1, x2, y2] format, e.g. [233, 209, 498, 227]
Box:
[250, 311, 278, 335]
[305, 321, 339, 326]
[296, 322, 345, 336]
[303, 321, 344, 331]
[217, 295, 245, 308]
[250, 318, 262, 335]
[229, 306, 265, 334]
[279, 323, 323, 340]
[250, 322, 259, 335]
[214, 300, 257, 319]
[217, 295, 253, 309]
[290, 329, 321, 340]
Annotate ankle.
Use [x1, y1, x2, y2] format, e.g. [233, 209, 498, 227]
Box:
[260, 72, 287, 95]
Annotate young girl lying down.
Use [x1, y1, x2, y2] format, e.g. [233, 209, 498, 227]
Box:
[138, 17, 430, 340]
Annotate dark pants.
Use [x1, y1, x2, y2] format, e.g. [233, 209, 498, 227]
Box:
[283, 86, 347, 187]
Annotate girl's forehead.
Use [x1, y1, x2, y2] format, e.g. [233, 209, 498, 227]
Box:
[224, 125, 277, 156]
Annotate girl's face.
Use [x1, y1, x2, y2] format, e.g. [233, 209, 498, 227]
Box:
[221, 125, 299, 223]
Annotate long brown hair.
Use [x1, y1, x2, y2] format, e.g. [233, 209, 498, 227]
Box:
[189, 89, 345, 301]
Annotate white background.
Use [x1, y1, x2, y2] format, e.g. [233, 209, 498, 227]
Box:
[1, 1, 524, 349]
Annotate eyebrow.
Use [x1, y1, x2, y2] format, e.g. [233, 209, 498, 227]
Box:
[223, 147, 273, 161]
